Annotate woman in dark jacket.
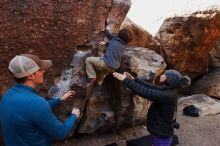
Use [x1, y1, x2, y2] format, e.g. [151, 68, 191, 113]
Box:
[113, 70, 191, 146]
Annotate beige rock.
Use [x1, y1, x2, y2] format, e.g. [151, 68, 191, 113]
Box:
[121, 47, 166, 80]
[178, 94, 220, 116]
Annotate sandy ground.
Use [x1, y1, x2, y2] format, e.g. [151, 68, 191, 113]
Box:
[55, 112, 220, 146]
[176, 113, 220, 146]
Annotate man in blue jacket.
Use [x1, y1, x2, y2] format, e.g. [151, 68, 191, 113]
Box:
[0, 54, 80, 146]
[85, 28, 133, 85]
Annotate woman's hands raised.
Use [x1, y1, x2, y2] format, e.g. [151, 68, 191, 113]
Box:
[113, 72, 134, 81]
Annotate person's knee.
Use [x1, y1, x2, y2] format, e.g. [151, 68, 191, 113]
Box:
[85, 57, 92, 64]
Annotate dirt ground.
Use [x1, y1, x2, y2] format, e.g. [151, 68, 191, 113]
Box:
[175, 113, 220, 146]
[55, 112, 220, 146]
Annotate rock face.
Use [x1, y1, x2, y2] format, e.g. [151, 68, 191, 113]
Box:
[209, 38, 220, 69]
[157, 9, 220, 78]
[0, 0, 130, 97]
[106, 0, 131, 34]
[184, 69, 220, 99]
[51, 47, 166, 134]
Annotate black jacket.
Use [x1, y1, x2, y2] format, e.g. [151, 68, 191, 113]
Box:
[122, 78, 177, 138]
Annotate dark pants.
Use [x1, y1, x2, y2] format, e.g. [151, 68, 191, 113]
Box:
[152, 135, 172, 146]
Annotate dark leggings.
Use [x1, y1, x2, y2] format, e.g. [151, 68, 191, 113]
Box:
[152, 135, 172, 146]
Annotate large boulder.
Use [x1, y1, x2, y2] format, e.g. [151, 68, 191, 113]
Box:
[156, 9, 220, 78]
[50, 47, 166, 134]
[0, 0, 131, 97]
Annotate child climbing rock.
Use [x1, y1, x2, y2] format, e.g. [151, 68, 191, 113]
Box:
[85, 28, 133, 85]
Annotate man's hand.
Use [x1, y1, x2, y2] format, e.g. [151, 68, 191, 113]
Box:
[71, 108, 80, 119]
[61, 91, 76, 101]
[124, 72, 134, 80]
[113, 72, 126, 81]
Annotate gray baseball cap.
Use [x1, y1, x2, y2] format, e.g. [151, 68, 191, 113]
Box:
[8, 54, 52, 78]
